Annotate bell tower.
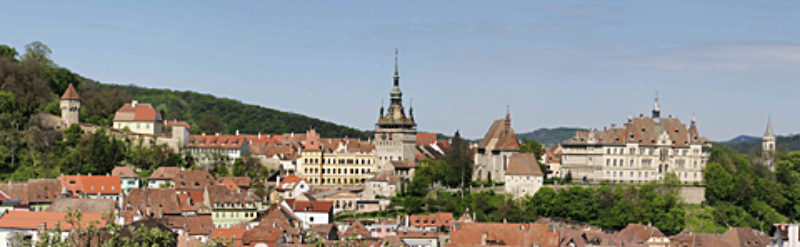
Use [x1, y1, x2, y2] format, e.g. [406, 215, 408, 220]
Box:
[375, 49, 417, 172]
[60, 83, 81, 125]
[763, 117, 776, 169]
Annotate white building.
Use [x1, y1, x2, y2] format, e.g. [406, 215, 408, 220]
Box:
[560, 96, 711, 184]
[185, 134, 249, 165]
[272, 175, 310, 201]
[504, 153, 544, 198]
[282, 199, 333, 228]
[59, 83, 80, 126]
[112, 100, 163, 135]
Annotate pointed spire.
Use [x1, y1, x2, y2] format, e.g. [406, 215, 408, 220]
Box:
[61, 83, 80, 100]
[765, 116, 775, 138]
[691, 113, 696, 125]
[393, 48, 399, 87]
[505, 105, 511, 130]
[652, 91, 661, 118]
[409, 98, 414, 120]
[628, 111, 633, 123]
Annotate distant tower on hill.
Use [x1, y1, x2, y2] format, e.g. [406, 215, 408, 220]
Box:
[59, 83, 81, 125]
[763, 117, 776, 170]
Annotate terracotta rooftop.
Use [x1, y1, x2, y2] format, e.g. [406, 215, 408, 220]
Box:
[409, 212, 454, 228]
[285, 199, 333, 213]
[60, 83, 80, 100]
[210, 228, 247, 246]
[564, 116, 711, 146]
[447, 222, 558, 247]
[416, 132, 437, 146]
[113, 101, 161, 122]
[125, 188, 182, 217]
[343, 220, 371, 238]
[478, 114, 520, 151]
[150, 167, 182, 180]
[174, 170, 216, 190]
[277, 175, 308, 191]
[186, 135, 247, 149]
[46, 198, 115, 214]
[0, 211, 105, 231]
[614, 223, 666, 244]
[60, 175, 122, 197]
[506, 153, 543, 176]
[161, 215, 214, 236]
[111, 166, 138, 178]
[165, 120, 191, 130]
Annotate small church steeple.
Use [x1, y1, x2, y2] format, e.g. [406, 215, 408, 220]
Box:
[504, 105, 511, 130]
[652, 92, 661, 118]
[763, 116, 776, 170]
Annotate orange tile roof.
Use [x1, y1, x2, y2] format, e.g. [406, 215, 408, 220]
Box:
[150, 167, 182, 180]
[111, 166, 138, 178]
[0, 211, 105, 231]
[409, 212, 454, 228]
[210, 228, 247, 247]
[448, 222, 558, 247]
[60, 83, 80, 100]
[285, 199, 333, 213]
[165, 120, 191, 130]
[277, 175, 308, 190]
[113, 102, 160, 122]
[186, 135, 247, 149]
[60, 175, 122, 197]
[416, 132, 437, 146]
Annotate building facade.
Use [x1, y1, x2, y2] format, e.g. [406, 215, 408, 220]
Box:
[296, 130, 376, 186]
[375, 50, 417, 177]
[473, 112, 520, 181]
[185, 134, 249, 165]
[560, 97, 711, 184]
[503, 153, 544, 198]
[112, 100, 163, 135]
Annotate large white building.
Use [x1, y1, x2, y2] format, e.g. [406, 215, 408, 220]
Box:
[504, 153, 544, 198]
[560, 96, 711, 185]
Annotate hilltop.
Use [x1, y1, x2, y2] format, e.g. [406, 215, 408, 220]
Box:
[515, 127, 585, 147]
[719, 134, 800, 154]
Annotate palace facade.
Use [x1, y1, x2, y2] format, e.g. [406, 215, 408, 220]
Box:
[560, 97, 711, 184]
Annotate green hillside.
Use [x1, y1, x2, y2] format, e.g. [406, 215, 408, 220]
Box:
[721, 134, 800, 155]
[516, 127, 585, 147]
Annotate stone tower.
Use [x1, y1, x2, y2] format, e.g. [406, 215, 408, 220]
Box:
[375, 49, 417, 172]
[763, 117, 776, 169]
[59, 83, 81, 125]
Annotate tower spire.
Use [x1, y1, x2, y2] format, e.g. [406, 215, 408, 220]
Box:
[765, 115, 775, 138]
[652, 91, 661, 118]
[393, 49, 399, 86]
[505, 105, 511, 130]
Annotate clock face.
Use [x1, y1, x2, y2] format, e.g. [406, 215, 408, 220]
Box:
[381, 133, 387, 140]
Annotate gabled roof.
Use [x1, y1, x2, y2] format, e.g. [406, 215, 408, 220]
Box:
[174, 170, 216, 190]
[206, 185, 255, 206]
[343, 221, 371, 238]
[277, 175, 308, 190]
[60, 83, 80, 100]
[478, 116, 520, 151]
[721, 227, 770, 247]
[60, 175, 122, 196]
[150, 167, 181, 180]
[113, 101, 161, 122]
[506, 153, 543, 176]
[210, 228, 247, 246]
[46, 198, 115, 214]
[0, 211, 105, 231]
[285, 199, 333, 213]
[219, 177, 251, 189]
[447, 222, 558, 247]
[161, 215, 214, 236]
[125, 188, 182, 217]
[670, 232, 733, 247]
[615, 223, 665, 244]
[186, 135, 247, 149]
[111, 166, 138, 178]
[409, 212, 454, 228]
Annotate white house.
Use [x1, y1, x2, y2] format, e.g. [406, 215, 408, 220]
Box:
[282, 199, 333, 228]
[271, 175, 310, 201]
[504, 153, 544, 198]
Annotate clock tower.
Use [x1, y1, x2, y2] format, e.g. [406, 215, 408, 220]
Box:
[375, 50, 417, 173]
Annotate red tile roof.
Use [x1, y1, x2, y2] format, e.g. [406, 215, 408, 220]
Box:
[409, 212, 454, 228]
[285, 199, 333, 213]
[277, 175, 308, 190]
[113, 102, 161, 122]
[186, 135, 247, 149]
[506, 153, 543, 176]
[60, 83, 80, 100]
[416, 132, 437, 146]
[210, 228, 247, 247]
[165, 120, 191, 130]
[60, 175, 122, 197]
[111, 166, 138, 178]
[447, 222, 558, 247]
[0, 211, 106, 231]
[150, 167, 182, 180]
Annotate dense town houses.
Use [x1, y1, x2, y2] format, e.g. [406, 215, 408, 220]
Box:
[560, 96, 712, 184]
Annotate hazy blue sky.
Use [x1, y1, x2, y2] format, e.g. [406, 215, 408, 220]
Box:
[3, 1, 799, 140]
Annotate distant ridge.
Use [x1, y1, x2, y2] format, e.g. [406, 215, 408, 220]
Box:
[717, 134, 800, 154]
[516, 127, 586, 147]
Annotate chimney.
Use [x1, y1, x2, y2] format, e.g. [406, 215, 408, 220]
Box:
[215, 132, 220, 136]
[202, 132, 206, 136]
[236, 130, 239, 136]
[131, 100, 138, 108]
[258, 132, 261, 139]
[481, 232, 488, 245]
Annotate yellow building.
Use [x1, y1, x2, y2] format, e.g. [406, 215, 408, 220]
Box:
[296, 130, 376, 186]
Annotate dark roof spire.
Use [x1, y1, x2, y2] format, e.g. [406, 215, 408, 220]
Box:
[652, 91, 661, 118]
[505, 105, 511, 130]
[393, 49, 399, 87]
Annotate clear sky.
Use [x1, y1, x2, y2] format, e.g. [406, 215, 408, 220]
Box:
[2, 1, 799, 140]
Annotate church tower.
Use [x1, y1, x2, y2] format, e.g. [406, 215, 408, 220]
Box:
[60, 83, 81, 125]
[375, 50, 417, 173]
[763, 117, 776, 169]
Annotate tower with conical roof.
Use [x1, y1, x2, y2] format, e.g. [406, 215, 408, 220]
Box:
[763, 117, 776, 169]
[375, 50, 417, 174]
[60, 83, 81, 125]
